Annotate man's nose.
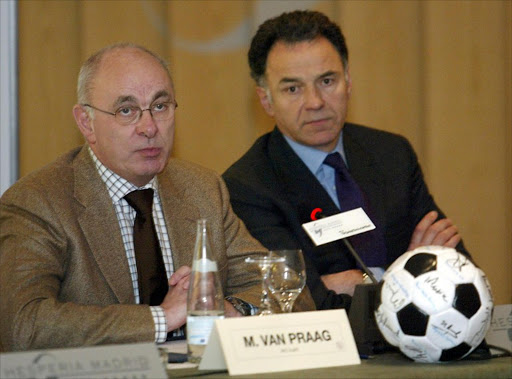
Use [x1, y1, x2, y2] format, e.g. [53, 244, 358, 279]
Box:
[304, 86, 324, 109]
[136, 109, 158, 138]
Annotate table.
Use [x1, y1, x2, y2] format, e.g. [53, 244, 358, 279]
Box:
[166, 353, 511, 378]
[164, 340, 511, 378]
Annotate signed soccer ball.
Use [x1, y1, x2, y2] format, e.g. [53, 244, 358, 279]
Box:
[374, 246, 493, 362]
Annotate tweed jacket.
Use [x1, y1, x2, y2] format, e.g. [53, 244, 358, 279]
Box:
[0, 145, 292, 351]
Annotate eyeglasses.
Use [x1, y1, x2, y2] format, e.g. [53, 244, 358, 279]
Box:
[82, 100, 178, 126]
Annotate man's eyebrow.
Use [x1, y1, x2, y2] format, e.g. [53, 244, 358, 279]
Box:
[278, 70, 339, 86]
[112, 91, 171, 108]
[318, 70, 338, 79]
[278, 77, 302, 85]
[151, 90, 171, 102]
[112, 95, 137, 108]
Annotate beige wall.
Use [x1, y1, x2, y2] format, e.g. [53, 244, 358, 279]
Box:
[17, 0, 511, 304]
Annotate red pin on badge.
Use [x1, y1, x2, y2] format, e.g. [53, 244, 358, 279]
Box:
[310, 208, 323, 220]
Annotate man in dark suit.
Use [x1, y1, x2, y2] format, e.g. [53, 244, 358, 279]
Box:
[0, 43, 315, 351]
[223, 10, 468, 310]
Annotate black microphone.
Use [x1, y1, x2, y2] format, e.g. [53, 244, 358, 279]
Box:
[341, 238, 378, 284]
[310, 208, 378, 284]
[310, 208, 388, 356]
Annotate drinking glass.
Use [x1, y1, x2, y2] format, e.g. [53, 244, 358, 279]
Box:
[245, 255, 285, 315]
[266, 249, 306, 313]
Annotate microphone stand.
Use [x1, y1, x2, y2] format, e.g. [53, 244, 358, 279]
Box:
[342, 238, 389, 356]
[342, 239, 378, 284]
[310, 211, 389, 355]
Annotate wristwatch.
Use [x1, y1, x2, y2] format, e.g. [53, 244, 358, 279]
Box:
[362, 272, 373, 284]
[225, 296, 253, 316]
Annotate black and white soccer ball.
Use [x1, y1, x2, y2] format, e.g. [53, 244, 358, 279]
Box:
[374, 245, 493, 362]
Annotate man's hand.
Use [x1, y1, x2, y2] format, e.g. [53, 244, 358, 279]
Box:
[161, 265, 191, 332]
[168, 265, 191, 287]
[408, 211, 461, 251]
[224, 300, 243, 317]
[320, 269, 364, 296]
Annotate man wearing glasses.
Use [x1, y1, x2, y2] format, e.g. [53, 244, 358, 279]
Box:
[0, 43, 295, 351]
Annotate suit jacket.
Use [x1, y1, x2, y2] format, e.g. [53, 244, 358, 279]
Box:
[223, 125, 469, 310]
[0, 146, 282, 351]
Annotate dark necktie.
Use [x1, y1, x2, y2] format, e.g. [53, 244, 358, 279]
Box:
[124, 189, 168, 305]
[323, 152, 387, 267]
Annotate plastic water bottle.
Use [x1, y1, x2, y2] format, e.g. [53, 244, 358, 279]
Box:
[186, 219, 225, 363]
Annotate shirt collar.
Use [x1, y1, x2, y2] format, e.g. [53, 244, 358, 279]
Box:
[88, 147, 157, 203]
[282, 130, 346, 176]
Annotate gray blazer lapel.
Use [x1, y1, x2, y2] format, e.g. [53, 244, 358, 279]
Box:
[73, 147, 135, 304]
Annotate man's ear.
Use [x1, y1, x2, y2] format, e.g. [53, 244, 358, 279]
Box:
[73, 105, 96, 144]
[255, 86, 275, 117]
[345, 65, 352, 97]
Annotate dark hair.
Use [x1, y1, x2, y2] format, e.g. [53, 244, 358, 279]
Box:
[248, 10, 349, 85]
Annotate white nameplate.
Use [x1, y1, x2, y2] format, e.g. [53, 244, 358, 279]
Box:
[485, 304, 512, 353]
[302, 208, 375, 246]
[0, 342, 166, 379]
[199, 309, 360, 375]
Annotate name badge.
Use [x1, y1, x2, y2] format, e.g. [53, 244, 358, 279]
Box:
[302, 208, 375, 246]
[485, 304, 512, 354]
[0, 343, 166, 379]
[199, 309, 360, 375]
